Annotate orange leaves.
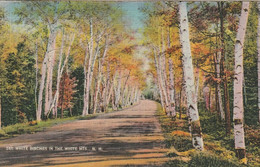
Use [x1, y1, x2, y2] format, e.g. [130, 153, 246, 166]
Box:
[191, 43, 210, 56]
[58, 72, 77, 110]
[171, 130, 191, 137]
[166, 45, 181, 55]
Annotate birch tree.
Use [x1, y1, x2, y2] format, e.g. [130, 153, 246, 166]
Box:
[233, 2, 250, 163]
[178, 2, 204, 150]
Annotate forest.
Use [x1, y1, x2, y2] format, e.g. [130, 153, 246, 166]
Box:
[0, 1, 259, 166]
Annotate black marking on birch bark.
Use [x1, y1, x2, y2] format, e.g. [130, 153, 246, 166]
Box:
[193, 137, 198, 146]
[191, 120, 202, 135]
[234, 119, 243, 125]
[236, 40, 242, 45]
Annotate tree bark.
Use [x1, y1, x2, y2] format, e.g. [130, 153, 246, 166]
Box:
[93, 42, 108, 114]
[115, 72, 122, 109]
[45, 36, 56, 116]
[219, 1, 231, 134]
[216, 52, 225, 120]
[257, 2, 260, 123]
[47, 32, 75, 118]
[35, 43, 38, 115]
[37, 25, 57, 121]
[0, 95, 1, 129]
[152, 47, 165, 107]
[82, 19, 94, 116]
[203, 85, 210, 111]
[121, 70, 131, 107]
[82, 19, 102, 116]
[160, 28, 171, 115]
[169, 59, 176, 117]
[179, 2, 204, 151]
[233, 2, 249, 164]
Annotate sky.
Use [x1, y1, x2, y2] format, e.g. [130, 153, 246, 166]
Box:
[120, 2, 145, 31]
[0, 1, 146, 30]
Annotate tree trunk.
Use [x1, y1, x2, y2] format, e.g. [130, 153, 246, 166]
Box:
[203, 85, 210, 111]
[257, 2, 260, 123]
[179, 89, 182, 119]
[93, 39, 108, 114]
[233, 2, 249, 164]
[0, 95, 1, 129]
[179, 2, 204, 151]
[115, 72, 122, 109]
[153, 47, 165, 109]
[48, 32, 75, 118]
[160, 28, 170, 115]
[82, 20, 94, 116]
[216, 52, 225, 120]
[169, 59, 176, 117]
[37, 26, 57, 121]
[60, 74, 65, 118]
[35, 43, 38, 114]
[121, 71, 131, 107]
[82, 19, 102, 116]
[101, 67, 110, 112]
[45, 37, 56, 116]
[53, 31, 65, 117]
[219, 1, 231, 134]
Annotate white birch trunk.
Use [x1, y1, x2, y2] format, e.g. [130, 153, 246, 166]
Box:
[48, 33, 75, 117]
[179, 2, 204, 151]
[159, 51, 170, 113]
[37, 26, 57, 121]
[82, 19, 102, 116]
[233, 2, 249, 163]
[102, 68, 111, 112]
[93, 42, 108, 114]
[106, 73, 117, 109]
[216, 52, 225, 120]
[35, 43, 38, 113]
[53, 31, 65, 117]
[153, 47, 165, 108]
[115, 72, 122, 109]
[120, 71, 131, 107]
[169, 59, 176, 117]
[82, 19, 94, 116]
[45, 37, 56, 116]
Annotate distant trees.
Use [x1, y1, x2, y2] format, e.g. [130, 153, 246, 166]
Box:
[0, 1, 144, 125]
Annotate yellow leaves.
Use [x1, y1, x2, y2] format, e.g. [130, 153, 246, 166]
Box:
[167, 146, 195, 158]
[1, 30, 22, 62]
[11, 70, 21, 77]
[240, 158, 247, 164]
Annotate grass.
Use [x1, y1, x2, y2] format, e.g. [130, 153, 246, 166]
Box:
[0, 113, 98, 140]
[156, 102, 260, 167]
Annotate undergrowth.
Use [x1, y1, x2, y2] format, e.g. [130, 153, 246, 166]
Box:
[156, 102, 259, 167]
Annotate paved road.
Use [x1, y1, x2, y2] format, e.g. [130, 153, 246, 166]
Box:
[0, 100, 168, 167]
